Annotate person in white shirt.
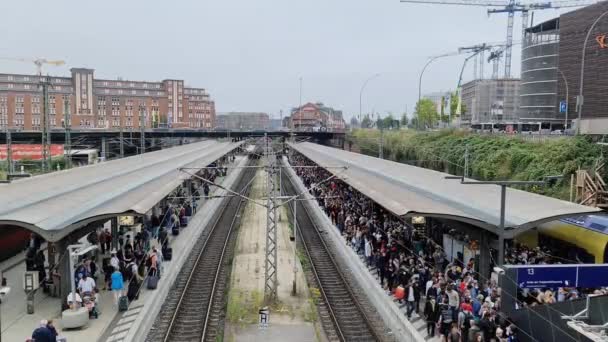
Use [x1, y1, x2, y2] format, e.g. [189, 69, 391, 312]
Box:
[110, 250, 120, 270]
[426, 277, 434, 297]
[78, 274, 96, 295]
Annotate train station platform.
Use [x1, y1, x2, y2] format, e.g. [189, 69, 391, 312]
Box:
[0, 139, 242, 243]
[289, 142, 599, 238]
[0, 154, 247, 342]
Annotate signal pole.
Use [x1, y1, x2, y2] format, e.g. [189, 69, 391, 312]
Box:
[63, 99, 72, 169]
[40, 77, 52, 172]
[264, 134, 279, 302]
[139, 105, 146, 154]
[5, 127, 13, 175]
[119, 122, 124, 158]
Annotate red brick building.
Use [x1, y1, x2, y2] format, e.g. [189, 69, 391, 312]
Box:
[0, 68, 215, 131]
[289, 102, 345, 132]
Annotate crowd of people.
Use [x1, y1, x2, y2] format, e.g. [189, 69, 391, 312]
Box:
[291, 152, 521, 342]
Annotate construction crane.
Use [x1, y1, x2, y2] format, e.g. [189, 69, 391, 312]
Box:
[400, 0, 599, 78]
[488, 46, 506, 79]
[454, 44, 492, 119]
[0, 57, 65, 75]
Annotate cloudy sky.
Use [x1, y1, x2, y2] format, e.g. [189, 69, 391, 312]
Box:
[1, 0, 570, 120]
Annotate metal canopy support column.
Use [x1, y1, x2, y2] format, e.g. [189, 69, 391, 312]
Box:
[139, 106, 146, 154]
[101, 136, 107, 161]
[264, 135, 278, 302]
[119, 126, 124, 158]
[498, 184, 506, 267]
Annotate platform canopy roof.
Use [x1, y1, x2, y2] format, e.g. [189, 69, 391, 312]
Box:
[290, 142, 601, 238]
[0, 140, 241, 242]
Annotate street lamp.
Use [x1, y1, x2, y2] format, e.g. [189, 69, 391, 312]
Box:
[297, 77, 302, 132]
[418, 53, 457, 130]
[445, 176, 546, 266]
[359, 73, 380, 124]
[558, 69, 569, 130]
[576, 10, 608, 135]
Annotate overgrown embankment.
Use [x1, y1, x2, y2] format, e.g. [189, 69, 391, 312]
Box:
[347, 129, 604, 200]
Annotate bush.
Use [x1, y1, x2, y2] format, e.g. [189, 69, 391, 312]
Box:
[348, 129, 603, 200]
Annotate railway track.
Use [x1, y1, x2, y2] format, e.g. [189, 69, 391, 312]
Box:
[146, 161, 256, 342]
[282, 168, 381, 342]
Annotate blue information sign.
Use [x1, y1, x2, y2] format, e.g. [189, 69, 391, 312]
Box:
[514, 264, 608, 289]
[517, 266, 577, 289]
[560, 101, 568, 113]
[577, 265, 608, 288]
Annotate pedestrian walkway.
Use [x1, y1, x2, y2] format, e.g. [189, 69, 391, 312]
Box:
[100, 304, 143, 342]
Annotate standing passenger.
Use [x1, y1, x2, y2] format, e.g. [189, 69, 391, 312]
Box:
[111, 267, 124, 309]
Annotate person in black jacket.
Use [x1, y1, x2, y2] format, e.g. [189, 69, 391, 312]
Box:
[31, 320, 54, 342]
[424, 297, 440, 337]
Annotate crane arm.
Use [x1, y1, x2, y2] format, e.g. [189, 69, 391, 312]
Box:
[0, 57, 33, 63]
[533, 0, 599, 8]
[400, 0, 508, 7]
[44, 60, 66, 66]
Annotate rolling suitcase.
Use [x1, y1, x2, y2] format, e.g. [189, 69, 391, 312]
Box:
[127, 280, 139, 302]
[172, 225, 179, 236]
[147, 271, 159, 290]
[163, 247, 173, 261]
[118, 295, 129, 312]
[180, 216, 188, 227]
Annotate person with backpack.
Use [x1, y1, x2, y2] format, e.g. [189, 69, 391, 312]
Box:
[439, 298, 454, 340]
[126, 260, 141, 302]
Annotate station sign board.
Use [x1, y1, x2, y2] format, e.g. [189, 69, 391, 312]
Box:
[510, 264, 608, 289]
[258, 306, 269, 329]
[560, 101, 568, 113]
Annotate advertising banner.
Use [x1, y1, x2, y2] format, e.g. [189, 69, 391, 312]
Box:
[0, 144, 64, 160]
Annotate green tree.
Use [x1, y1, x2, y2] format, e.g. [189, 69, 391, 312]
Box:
[379, 113, 397, 130]
[415, 98, 439, 129]
[350, 117, 359, 128]
[400, 112, 408, 127]
[408, 116, 418, 129]
[450, 91, 466, 118]
[439, 96, 449, 123]
[361, 114, 372, 128]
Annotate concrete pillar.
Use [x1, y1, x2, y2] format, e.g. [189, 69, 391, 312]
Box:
[56, 238, 71, 310]
[478, 231, 491, 279]
[111, 217, 119, 251]
[47, 242, 56, 272]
